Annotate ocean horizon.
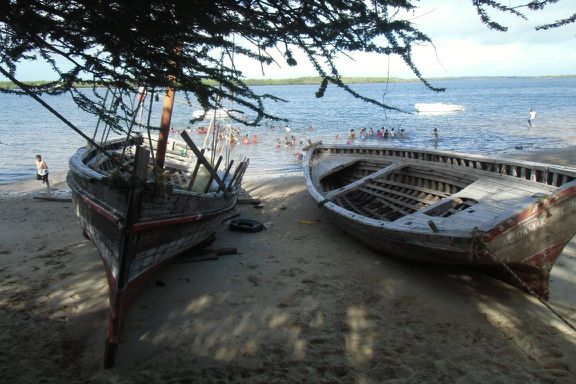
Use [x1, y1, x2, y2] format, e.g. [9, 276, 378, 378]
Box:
[1, 77, 575, 185]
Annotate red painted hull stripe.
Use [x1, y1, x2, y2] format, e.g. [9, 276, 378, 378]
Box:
[80, 196, 206, 232]
[525, 238, 568, 267]
[484, 185, 576, 242]
[82, 196, 121, 224]
[132, 213, 204, 232]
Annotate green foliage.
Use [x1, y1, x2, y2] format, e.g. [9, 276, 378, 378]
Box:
[0, 0, 573, 131]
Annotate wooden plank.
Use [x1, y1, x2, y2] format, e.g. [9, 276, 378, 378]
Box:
[362, 182, 438, 206]
[359, 187, 420, 213]
[325, 162, 404, 200]
[313, 155, 360, 181]
[476, 175, 557, 194]
[227, 159, 246, 189]
[372, 178, 451, 198]
[204, 156, 223, 193]
[218, 160, 235, 193]
[395, 167, 472, 189]
[465, 177, 551, 199]
[187, 149, 205, 190]
[235, 159, 250, 187]
[180, 131, 228, 196]
[457, 184, 516, 204]
[375, 197, 412, 217]
[455, 181, 539, 211]
[340, 195, 378, 218]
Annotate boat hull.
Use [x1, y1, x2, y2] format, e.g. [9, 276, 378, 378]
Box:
[304, 144, 576, 299]
[67, 138, 243, 367]
[321, 187, 576, 298]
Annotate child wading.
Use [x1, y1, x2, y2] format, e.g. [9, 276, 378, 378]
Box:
[35, 154, 50, 191]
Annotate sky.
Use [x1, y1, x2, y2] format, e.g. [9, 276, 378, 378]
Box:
[237, 0, 576, 79]
[4, 1, 576, 81]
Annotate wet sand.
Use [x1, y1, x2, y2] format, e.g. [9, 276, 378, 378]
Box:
[0, 149, 575, 383]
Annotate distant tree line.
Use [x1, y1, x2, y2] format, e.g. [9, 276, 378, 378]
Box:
[0, 1, 573, 128]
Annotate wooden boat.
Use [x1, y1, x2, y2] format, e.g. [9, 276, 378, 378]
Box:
[67, 88, 248, 367]
[414, 103, 464, 113]
[304, 144, 576, 299]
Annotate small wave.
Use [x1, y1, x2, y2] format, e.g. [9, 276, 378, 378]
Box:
[0, 170, 34, 185]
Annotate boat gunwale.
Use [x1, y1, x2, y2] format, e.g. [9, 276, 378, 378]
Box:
[304, 144, 576, 236]
[69, 139, 241, 199]
[309, 144, 576, 184]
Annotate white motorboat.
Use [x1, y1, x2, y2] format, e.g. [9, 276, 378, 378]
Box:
[414, 103, 465, 113]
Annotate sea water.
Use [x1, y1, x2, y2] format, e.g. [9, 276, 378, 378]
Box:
[1, 77, 575, 184]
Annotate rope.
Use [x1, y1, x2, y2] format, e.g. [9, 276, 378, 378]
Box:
[497, 259, 576, 334]
[0, 67, 120, 167]
[470, 230, 576, 334]
[0, 68, 156, 186]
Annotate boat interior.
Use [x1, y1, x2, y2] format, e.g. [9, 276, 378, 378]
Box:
[320, 159, 478, 222]
[82, 135, 244, 192]
[314, 150, 566, 231]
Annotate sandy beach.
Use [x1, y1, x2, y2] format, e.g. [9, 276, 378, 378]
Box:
[1, 149, 575, 383]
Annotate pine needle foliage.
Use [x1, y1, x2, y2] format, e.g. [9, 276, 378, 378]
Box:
[0, 1, 573, 130]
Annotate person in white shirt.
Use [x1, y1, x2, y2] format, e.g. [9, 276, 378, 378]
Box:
[528, 109, 537, 126]
[35, 154, 50, 191]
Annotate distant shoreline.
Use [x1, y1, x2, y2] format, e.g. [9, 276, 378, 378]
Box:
[1, 74, 575, 90]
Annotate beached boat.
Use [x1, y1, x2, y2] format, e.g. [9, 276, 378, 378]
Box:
[67, 88, 248, 368]
[414, 103, 464, 113]
[304, 144, 576, 299]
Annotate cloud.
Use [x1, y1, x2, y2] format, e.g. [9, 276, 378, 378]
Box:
[237, 1, 576, 79]
[4, 1, 575, 82]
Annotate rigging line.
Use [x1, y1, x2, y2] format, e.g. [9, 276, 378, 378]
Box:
[92, 88, 111, 141]
[118, 88, 147, 170]
[145, 89, 157, 167]
[478, 238, 576, 335]
[95, 89, 125, 166]
[499, 260, 576, 335]
[0, 66, 121, 166]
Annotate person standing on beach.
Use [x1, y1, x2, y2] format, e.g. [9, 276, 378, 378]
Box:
[35, 154, 50, 191]
[528, 109, 537, 126]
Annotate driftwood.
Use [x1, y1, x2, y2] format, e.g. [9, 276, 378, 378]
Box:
[33, 196, 72, 202]
[238, 198, 261, 205]
[177, 247, 237, 262]
[216, 247, 238, 256]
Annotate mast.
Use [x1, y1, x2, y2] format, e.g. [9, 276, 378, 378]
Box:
[155, 87, 176, 169]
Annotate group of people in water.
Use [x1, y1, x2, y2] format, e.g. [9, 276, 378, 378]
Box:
[166, 122, 444, 164]
[340, 127, 407, 143]
[185, 124, 307, 160]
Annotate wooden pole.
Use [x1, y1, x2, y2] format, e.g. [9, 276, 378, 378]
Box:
[155, 88, 176, 169]
[218, 159, 235, 192]
[180, 131, 229, 197]
[204, 156, 223, 193]
[227, 159, 245, 191]
[187, 149, 205, 190]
